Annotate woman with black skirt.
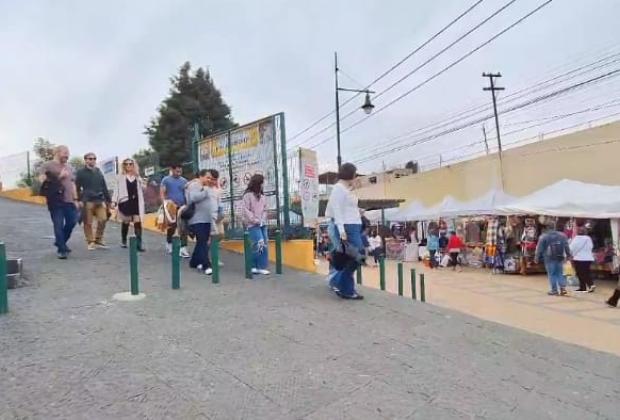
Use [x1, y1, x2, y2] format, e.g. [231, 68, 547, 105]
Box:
[112, 158, 145, 252]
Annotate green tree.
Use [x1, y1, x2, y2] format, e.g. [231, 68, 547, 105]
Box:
[18, 137, 56, 192]
[145, 62, 236, 167]
[69, 156, 85, 171]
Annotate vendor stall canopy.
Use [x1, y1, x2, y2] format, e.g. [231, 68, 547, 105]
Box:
[389, 189, 516, 221]
[496, 179, 620, 219]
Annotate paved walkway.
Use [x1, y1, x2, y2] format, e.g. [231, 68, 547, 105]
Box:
[316, 258, 620, 357]
[1, 199, 619, 420]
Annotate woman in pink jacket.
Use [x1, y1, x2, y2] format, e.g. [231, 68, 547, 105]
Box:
[242, 174, 270, 275]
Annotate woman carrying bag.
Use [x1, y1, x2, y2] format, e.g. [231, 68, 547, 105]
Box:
[241, 174, 270, 275]
[113, 158, 146, 252]
[570, 226, 595, 292]
[325, 162, 364, 300]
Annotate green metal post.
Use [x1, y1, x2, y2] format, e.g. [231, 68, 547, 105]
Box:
[192, 122, 200, 174]
[397, 262, 404, 296]
[379, 257, 386, 291]
[0, 243, 8, 314]
[129, 236, 139, 295]
[356, 265, 362, 285]
[420, 273, 426, 303]
[226, 131, 235, 231]
[279, 113, 291, 233]
[243, 231, 253, 279]
[275, 229, 283, 275]
[411, 269, 417, 300]
[26, 151, 32, 186]
[211, 238, 220, 284]
[172, 237, 180, 289]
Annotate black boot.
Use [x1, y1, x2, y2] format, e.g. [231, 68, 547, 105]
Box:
[606, 289, 620, 308]
[135, 222, 145, 252]
[121, 223, 129, 248]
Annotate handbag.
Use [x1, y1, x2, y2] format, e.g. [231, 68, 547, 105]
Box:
[180, 203, 196, 221]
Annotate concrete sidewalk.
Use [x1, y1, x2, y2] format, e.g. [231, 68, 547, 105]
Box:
[316, 259, 620, 357]
[1, 198, 619, 420]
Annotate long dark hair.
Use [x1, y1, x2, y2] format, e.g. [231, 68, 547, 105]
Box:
[245, 174, 264, 197]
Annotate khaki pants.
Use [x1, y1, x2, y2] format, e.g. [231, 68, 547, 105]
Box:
[83, 202, 108, 244]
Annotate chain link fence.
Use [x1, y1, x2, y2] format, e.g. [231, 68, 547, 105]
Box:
[0, 151, 31, 191]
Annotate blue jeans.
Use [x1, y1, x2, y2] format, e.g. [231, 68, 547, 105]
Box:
[544, 258, 566, 293]
[248, 225, 269, 269]
[49, 203, 78, 253]
[331, 223, 363, 297]
[189, 223, 211, 269]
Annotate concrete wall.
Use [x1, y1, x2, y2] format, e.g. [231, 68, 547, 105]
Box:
[355, 121, 620, 206]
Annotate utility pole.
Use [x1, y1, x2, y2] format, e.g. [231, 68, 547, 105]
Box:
[482, 125, 489, 155]
[483, 72, 505, 188]
[334, 52, 342, 171]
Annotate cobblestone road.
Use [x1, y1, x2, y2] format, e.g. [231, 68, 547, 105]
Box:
[0, 199, 619, 419]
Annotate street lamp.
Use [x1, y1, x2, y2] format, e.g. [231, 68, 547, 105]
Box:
[334, 52, 375, 170]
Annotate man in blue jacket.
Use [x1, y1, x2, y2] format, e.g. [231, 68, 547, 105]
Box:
[535, 223, 571, 296]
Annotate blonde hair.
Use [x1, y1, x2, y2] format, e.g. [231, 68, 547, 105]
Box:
[121, 158, 140, 176]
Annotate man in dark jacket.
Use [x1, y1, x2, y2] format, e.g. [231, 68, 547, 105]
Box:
[535, 223, 571, 296]
[75, 153, 111, 250]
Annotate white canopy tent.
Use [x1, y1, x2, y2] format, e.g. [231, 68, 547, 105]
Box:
[496, 179, 620, 219]
[364, 208, 400, 224]
[441, 189, 517, 218]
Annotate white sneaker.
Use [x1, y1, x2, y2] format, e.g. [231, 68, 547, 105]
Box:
[180, 247, 191, 258]
[251, 268, 259, 274]
[205, 267, 213, 275]
[165, 243, 172, 254]
[197, 264, 203, 271]
[258, 269, 270, 275]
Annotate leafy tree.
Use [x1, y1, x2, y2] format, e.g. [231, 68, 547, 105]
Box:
[145, 62, 236, 167]
[18, 137, 56, 192]
[69, 156, 85, 171]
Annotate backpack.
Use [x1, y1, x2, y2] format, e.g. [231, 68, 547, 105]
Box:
[548, 238, 566, 260]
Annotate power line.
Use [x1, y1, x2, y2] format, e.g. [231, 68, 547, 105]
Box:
[352, 68, 620, 164]
[350, 51, 620, 158]
[286, 0, 485, 146]
[306, 0, 554, 151]
[294, 0, 517, 148]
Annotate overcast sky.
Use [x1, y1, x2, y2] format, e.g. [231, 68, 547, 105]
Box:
[1, 0, 619, 175]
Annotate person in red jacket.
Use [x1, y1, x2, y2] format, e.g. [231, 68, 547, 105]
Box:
[447, 231, 464, 271]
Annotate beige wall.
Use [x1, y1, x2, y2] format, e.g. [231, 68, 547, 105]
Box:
[356, 121, 620, 206]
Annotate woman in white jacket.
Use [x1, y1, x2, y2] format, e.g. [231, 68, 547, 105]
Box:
[325, 163, 363, 300]
[569, 226, 595, 292]
[112, 158, 145, 251]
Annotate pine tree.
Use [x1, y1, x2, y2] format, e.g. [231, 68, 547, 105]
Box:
[145, 62, 235, 168]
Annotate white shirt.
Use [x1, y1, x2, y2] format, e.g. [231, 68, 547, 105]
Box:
[569, 235, 594, 261]
[325, 181, 361, 234]
[368, 235, 382, 250]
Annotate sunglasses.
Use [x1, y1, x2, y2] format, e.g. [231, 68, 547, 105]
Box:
[123, 162, 134, 165]
[86, 157, 97, 161]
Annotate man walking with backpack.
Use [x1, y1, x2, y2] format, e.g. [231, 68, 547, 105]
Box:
[535, 223, 572, 296]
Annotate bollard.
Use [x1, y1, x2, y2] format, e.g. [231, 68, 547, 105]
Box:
[275, 229, 283, 275]
[411, 268, 417, 300]
[211, 237, 220, 284]
[379, 257, 386, 291]
[356, 265, 362, 285]
[129, 236, 139, 295]
[0, 243, 8, 314]
[397, 262, 404, 296]
[420, 273, 426, 303]
[243, 231, 253, 279]
[171, 237, 180, 290]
